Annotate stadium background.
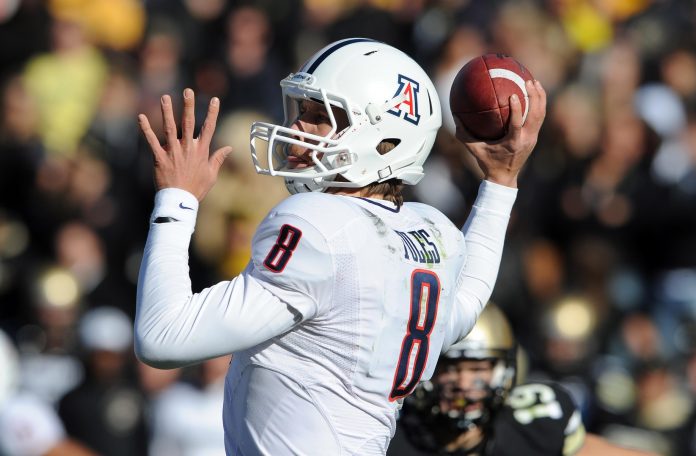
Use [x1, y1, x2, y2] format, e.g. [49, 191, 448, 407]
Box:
[1, 0, 695, 454]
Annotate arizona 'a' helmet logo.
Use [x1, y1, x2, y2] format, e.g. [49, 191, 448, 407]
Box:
[388, 74, 420, 125]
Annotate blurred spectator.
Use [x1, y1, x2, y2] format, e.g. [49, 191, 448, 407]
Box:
[149, 355, 231, 456]
[491, 1, 575, 95]
[219, 5, 285, 120]
[410, 25, 489, 224]
[71, 0, 146, 52]
[661, 47, 696, 105]
[0, 1, 50, 73]
[549, 0, 614, 54]
[58, 306, 149, 456]
[432, 25, 486, 137]
[17, 265, 84, 407]
[616, 313, 665, 365]
[538, 295, 600, 378]
[550, 111, 665, 275]
[326, 0, 413, 54]
[80, 58, 154, 305]
[676, 349, 696, 454]
[138, 16, 187, 144]
[54, 222, 105, 296]
[0, 328, 96, 456]
[633, 361, 692, 451]
[549, 83, 602, 162]
[0, 73, 44, 217]
[22, 10, 107, 157]
[137, 361, 182, 400]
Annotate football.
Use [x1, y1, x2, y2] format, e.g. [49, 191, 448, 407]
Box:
[449, 54, 534, 140]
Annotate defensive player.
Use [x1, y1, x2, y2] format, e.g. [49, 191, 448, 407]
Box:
[390, 304, 659, 456]
[135, 38, 545, 455]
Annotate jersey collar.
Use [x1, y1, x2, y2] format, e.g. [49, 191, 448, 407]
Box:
[355, 197, 401, 213]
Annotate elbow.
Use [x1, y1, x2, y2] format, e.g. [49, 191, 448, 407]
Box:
[134, 331, 188, 370]
[134, 340, 177, 370]
[456, 288, 488, 314]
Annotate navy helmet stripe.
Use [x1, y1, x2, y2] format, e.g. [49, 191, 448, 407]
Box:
[304, 38, 377, 74]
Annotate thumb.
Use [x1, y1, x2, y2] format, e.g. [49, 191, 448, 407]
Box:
[210, 146, 233, 173]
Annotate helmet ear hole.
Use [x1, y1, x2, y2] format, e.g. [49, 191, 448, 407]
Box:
[376, 139, 401, 155]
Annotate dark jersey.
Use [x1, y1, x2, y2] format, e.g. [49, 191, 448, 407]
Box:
[388, 382, 586, 456]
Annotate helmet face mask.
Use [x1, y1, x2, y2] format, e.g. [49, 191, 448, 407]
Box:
[251, 86, 356, 192]
[432, 352, 516, 432]
[250, 38, 442, 194]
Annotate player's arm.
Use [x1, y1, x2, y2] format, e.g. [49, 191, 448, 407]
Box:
[576, 434, 660, 456]
[448, 80, 546, 344]
[448, 180, 518, 345]
[135, 206, 300, 368]
[135, 203, 332, 368]
[135, 89, 328, 368]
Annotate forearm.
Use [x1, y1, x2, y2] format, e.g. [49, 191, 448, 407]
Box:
[135, 189, 298, 368]
[453, 180, 517, 337]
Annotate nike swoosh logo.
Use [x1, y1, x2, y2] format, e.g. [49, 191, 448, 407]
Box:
[179, 202, 195, 210]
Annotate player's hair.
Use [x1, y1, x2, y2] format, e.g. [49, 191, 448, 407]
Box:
[364, 140, 404, 207]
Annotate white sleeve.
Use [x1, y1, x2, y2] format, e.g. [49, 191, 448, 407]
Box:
[135, 188, 302, 369]
[448, 180, 517, 347]
[248, 211, 334, 320]
[0, 395, 66, 456]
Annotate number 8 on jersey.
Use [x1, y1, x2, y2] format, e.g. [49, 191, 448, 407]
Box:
[390, 269, 440, 400]
[263, 224, 303, 273]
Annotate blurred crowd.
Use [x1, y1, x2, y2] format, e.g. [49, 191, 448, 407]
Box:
[1, 0, 696, 454]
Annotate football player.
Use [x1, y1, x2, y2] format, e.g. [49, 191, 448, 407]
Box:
[135, 38, 545, 455]
[391, 304, 659, 456]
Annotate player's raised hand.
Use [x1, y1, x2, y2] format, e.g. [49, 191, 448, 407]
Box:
[455, 79, 546, 188]
[138, 88, 232, 201]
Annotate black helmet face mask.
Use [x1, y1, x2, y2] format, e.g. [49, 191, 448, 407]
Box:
[435, 358, 497, 430]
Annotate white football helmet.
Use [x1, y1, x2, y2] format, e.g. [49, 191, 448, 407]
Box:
[250, 38, 442, 194]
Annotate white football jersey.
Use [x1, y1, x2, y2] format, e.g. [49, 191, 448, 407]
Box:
[226, 192, 464, 455]
[136, 181, 516, 456]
